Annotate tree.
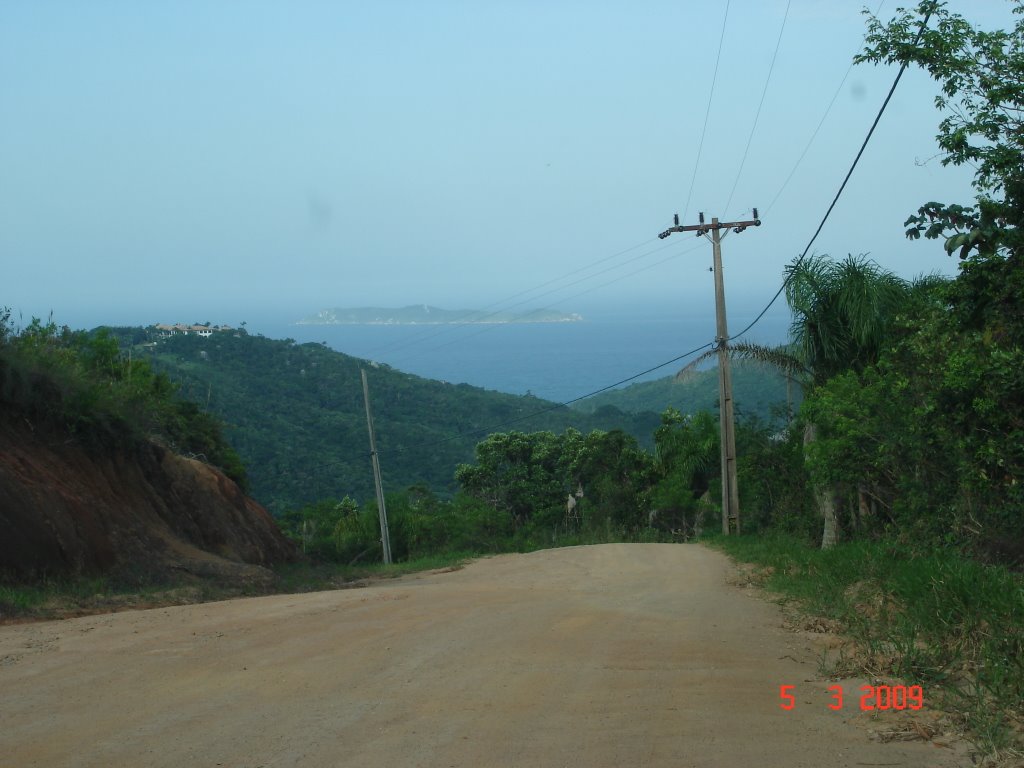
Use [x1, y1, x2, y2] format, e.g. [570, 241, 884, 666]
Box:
[857, 0, 1024, 261]
[852, 1, 1024, 561]
[455, 431, 567, 528]
[455, 428, 655, 534]
[784, 254, 915, 385]
[787, 255, 922, 546]
[650, 408, 719, 536]
[0, 306, 12, 345]
[570, 429, 654, 530]
[857, 1, 1024, 346]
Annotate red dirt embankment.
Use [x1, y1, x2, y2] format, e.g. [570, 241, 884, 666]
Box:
[0, 417, 294, 582]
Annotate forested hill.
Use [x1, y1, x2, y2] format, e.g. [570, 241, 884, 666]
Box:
[138, 331, 665, 514]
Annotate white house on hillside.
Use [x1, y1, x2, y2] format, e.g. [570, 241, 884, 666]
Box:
[154, 323, 232, 338]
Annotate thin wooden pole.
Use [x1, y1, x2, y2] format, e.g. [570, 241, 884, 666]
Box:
[711, 223, 740, 535]
[361, 369, 392, 564]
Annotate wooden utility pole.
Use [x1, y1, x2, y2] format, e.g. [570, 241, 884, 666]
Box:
[361, 368, 393, 564]
[658, 210, 762, 535]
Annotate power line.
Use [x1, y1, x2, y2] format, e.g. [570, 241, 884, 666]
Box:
[414, 340, 717, 450]
[250, 14, 896, 494]
[370, 8, 778, 368]
[763, 0, 887, 215]
[531, 241, 707, 314]
[729, 0, 930, 344]
[681, 0, 731, 225]
[762, 70, 851, 215]
[722, 0, 791, 214]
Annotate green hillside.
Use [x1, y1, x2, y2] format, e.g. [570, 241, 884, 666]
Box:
[571, 360, 797, 421]
[135, 330, 661, 514]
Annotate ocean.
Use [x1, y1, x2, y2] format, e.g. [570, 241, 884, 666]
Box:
[255, 310, 790, 404]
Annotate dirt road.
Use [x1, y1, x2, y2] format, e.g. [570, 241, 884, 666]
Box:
[0, 544, 965, 767]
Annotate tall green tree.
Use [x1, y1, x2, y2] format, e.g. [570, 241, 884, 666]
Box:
[858, 0, 1024, 348]
[857, 0, 1024, 261]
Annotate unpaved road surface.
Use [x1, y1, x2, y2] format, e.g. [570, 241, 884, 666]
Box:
[1, 544, 965, 767]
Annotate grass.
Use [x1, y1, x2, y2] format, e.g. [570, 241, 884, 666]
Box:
[707, 532, 1024, 756]
[0, 553, 476, 624]
[0, 570, 286, 622]
[0, 575, 203, 622]
[271, 552, 473, 593]
[0, 582, 53, 615]
[0, 575, 132, 614]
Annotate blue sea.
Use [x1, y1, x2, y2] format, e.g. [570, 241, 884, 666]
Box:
[255, 310, 789, 404]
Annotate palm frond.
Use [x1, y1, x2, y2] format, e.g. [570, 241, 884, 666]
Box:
[727, 341, 807, 378]
[782, 252, 920, 384]
[675, 342, 808, 382]
[675, 349, 718, 379]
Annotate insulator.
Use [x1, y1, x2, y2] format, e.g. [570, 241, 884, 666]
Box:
[699, 212, 705, 224]
[752, 207, 759, 220]
[674, 213, 679, 226]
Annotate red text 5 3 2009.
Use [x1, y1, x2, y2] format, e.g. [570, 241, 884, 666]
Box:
[779, 684, 924, 711]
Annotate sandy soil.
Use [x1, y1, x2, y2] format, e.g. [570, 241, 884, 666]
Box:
[0, 544, 968, 767]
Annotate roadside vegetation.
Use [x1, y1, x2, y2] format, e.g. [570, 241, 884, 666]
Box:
[711, 534, 1023, 756]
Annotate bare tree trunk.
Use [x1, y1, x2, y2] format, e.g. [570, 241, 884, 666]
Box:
[694, 490, 712, 538]
[803, 422, 839, 550]
[819, 489, 839, 549]
[857, 485, 873, 531]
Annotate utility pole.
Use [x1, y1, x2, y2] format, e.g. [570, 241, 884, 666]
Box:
[658, 210, 762, 535]
[361, 368, 393, 564]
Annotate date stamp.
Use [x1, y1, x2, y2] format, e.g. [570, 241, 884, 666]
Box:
[779, 684, 924, 712]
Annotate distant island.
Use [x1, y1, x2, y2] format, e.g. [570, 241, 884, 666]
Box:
[296, 305, 583, 325]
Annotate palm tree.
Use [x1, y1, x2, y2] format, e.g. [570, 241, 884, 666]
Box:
[684, 254, 936, 548]
[784, 254, 912, 385]
[785, 255, 920, 547]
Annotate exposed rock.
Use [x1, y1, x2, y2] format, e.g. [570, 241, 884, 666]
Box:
[0, 417, 295, 582]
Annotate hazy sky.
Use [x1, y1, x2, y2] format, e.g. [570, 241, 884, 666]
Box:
[1, 1, 1013, 334]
